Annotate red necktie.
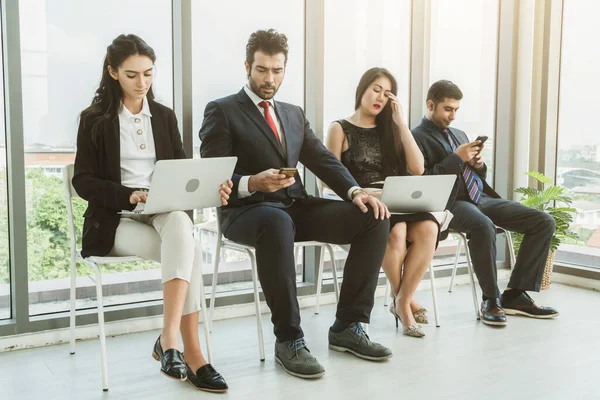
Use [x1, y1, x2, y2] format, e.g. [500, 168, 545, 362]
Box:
[258, 101, 281, 143]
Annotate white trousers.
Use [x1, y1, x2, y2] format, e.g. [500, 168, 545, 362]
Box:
[109, 211, 201, 315]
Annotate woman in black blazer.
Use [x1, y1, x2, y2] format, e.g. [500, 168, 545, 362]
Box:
[73, 34, 230, 393]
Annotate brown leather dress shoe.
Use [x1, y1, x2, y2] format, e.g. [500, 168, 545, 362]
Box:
[480, 299, 507, 326]
[501, 291, 559, 319]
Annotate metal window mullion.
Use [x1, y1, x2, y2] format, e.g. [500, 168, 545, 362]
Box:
[2, 0, 29, 333]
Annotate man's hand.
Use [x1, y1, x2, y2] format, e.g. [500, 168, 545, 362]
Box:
[219, 179, 233, 206]
[352, 193, 390, 220]
[129, 190, 148, 205]
[248, 169, 295, 193]
[468, 153, 484, 169]
[455, 140, 481, 162]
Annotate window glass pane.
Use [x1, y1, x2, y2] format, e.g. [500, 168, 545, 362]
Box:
[0, 23, 10, 320]
[192, 1, 305, 294]
[19, 0, 173, 315]
[555, 0, 600, 268]
[429, 0, 499, 184]
[322, 0, 411, 279]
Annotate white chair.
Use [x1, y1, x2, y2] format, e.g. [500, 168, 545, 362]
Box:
[206, 210, 336, 361]
[64, 164, 213, 391]
[447, 228, 517, 320]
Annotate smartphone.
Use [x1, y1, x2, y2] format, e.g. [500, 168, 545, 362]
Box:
[475, 135, 489, 145]
[279, 168, 298, 178]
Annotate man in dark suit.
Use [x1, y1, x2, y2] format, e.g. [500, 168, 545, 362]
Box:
[199, 29, 392, 379]
[412, 80, 559, 326]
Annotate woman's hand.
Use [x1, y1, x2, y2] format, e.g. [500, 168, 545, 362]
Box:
[220, 179, 233, 206]
[129, 190, 148, 205]
[386, 92, 406, 127]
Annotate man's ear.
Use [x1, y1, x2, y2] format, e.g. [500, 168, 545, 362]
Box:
[426, 100, 435, 112]
[244, 61, 251, 78]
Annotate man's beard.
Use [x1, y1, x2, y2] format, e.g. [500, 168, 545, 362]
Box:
[249, 77, 278, 100]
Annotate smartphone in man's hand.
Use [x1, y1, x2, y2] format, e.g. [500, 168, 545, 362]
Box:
[279, 168, 298, 178]
[475, 135, 489, 145]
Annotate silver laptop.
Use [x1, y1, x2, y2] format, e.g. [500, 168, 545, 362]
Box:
[119, 157, 237, 215]
[380, 175, 457, 214]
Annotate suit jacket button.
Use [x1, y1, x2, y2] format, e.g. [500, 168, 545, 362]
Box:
[93, 222, 100, 228]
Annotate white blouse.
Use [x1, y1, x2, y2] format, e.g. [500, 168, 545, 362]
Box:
[118, 97, 156, 189]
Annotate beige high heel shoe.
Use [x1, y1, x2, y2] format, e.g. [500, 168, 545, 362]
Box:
[413, 307, 429, 324]
[389, 295, 425, 338]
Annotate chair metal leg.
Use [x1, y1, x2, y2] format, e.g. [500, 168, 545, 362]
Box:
[248, 250, 265, 361]
[428, 263, 441, 327]
[448, 235, 462, 293]
[208, 239, 223, 332]
[69, 254, 77, 355]
[294, 247, 300, 268]
[89, 262, 109, 391]
[198, 271, 213, 364]
[460, 235, 480, 320]
[330, 246, 340, 302]
[315, 246, 325, 314]
[383, 280, 390, 306]
[505, 231, 516, 269]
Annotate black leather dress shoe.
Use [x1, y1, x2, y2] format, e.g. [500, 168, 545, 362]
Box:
[480, 298, 507, 326]
[151, 336, 187, 381]
[501, 291, 559, 319]
[186, 363, 228, 393]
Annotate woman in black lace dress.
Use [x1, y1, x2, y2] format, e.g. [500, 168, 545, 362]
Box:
[326, 68, 441, 337]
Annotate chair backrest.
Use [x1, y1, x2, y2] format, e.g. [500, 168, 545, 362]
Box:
[63, 164, 80, 255]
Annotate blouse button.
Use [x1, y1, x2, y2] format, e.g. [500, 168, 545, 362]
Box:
[140, 144, 146, 150]
[137, 129, 143, 135]
[134, 118, 140, 123]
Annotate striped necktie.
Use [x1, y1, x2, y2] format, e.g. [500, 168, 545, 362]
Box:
[444, 129, 481, 204]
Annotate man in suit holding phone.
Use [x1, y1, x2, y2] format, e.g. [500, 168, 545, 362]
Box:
[199, 29, 392, 379]
[413, 80, 558, 326]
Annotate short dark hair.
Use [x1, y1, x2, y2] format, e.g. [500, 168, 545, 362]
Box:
[246, 29, 289, 68]
[426, 80, 463, 104]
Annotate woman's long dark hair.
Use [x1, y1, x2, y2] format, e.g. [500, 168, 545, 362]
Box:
[80, 34, 156, 145]
[354, 67, 404, 176]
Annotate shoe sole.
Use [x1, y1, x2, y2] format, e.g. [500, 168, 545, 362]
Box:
[328, 344, 393, 361]
[274, 355, 325, 379]
[480, 318, 507, 327]
[152, 351, 187, 382]
[185, 379, 228, 393]
[504, 309, 559, 319]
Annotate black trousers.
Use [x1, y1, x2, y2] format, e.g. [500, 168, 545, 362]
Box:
[448, 194, 555, 300]
[224, 200, 389, 341]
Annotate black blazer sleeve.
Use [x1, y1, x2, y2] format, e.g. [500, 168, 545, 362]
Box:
[199, 101, 243, 201]
[72, 118, 135, 211]
[297, 106, 358, 199]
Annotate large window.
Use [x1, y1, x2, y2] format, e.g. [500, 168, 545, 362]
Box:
[555, 0, 600, 268]
[429, 0, 499, 183]
[192, 1, 306, 294]
[19, 0, 173, 315]
[0, 23, 10, 320]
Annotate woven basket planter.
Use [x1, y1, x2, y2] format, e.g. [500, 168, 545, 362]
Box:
[541, 250, 555, 290]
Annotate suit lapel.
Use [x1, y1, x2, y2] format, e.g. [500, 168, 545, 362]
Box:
[148, 101, 167, 161]
[236, 89, 285, 160]
[274, 103, 292, 163]
[420, 118, 453, 154]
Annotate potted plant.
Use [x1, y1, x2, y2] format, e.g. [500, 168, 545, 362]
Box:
[513, 171, 578, 289]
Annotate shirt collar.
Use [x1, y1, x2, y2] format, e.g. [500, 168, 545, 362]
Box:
[244, 85, 275, 109]
[119, 96, 153, 119]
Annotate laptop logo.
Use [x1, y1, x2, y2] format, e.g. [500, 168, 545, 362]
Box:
[186, 179, 200, 193]
[411, 190, 423, 199]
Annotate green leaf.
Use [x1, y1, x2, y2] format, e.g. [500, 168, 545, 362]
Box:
[526, 171, 552, 184]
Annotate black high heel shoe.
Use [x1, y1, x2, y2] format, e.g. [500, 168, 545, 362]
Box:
[151, 335, 187, 381]
[186, 363, 228, 393]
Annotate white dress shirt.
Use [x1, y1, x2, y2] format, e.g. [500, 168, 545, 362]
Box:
[238, 85, 359, 200]
[119, 97, 156, 189]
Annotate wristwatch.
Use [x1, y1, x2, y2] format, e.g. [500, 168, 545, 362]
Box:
[351, 188, 368, 200]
